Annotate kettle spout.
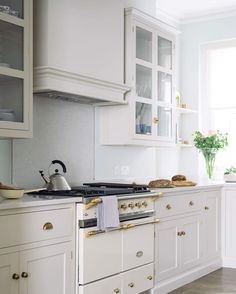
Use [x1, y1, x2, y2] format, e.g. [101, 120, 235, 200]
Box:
[39, 170, 50, 184]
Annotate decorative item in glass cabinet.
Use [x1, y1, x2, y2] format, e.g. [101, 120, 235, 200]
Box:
[193, 130, 228, 179]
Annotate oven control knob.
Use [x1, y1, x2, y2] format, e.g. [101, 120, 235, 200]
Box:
[135, 202, 142, 209]
[120, 203, 128, 210]
[128, 202, 135, 209]
[142, 201, 148, 207]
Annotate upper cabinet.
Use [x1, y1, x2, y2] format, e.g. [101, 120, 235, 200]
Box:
[100, 8, 179, 146]
[33, 0, 130, 104]
[0, 0, 32, 138]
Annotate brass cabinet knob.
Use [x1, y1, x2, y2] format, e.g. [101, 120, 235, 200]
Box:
[205, 206, 209, 210]
[142, 201, 148, 207]
[120, 203, 128, 210]
[128, 282, 135, 288]
[153, 117, 159, 124]
[147, 275, 153, 280]
[128, 202, 135, 209]
[21, 272, 29, 278]
[114, 289, 120, 293]
[166, 204, 172, 210]
[135, 202, 142, 208]
[43, 222, 53, 230]
[12, 273, 20, 280]
[189, 201, 194, 206]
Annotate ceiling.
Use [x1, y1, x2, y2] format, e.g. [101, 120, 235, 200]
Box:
[157, 0, 236, 21]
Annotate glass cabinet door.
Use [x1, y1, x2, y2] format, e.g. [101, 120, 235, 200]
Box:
[0, 0, 24, 19]
[158, 71, 172, 103]
[136, 64, 152, 99]
[136, 26, 152, 63]
[156, 106, 172, 138]
[158, 36, 172, 69]
[135, 102, 152, 135]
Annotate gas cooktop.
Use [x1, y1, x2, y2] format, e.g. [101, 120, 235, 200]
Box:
[28, 182, 150, 198]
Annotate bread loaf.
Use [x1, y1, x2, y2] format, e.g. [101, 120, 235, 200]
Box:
[171, 174, 187, 181]
[148, 179, 175, 188]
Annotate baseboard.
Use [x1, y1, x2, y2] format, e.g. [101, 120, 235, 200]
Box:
[222, 257, 236, 268]
[151, 258, 222, 294]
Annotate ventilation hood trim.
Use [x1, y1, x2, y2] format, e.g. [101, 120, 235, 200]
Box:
[33, 66, 131, 105]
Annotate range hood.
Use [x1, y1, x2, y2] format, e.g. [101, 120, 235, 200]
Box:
[33, 67, 130, 105]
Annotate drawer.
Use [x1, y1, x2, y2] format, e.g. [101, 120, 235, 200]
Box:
[123, 263, 154, 294]
[79, 274, 122, 294]
[0, 208, 73, 248]
[156, 193, 203, 218]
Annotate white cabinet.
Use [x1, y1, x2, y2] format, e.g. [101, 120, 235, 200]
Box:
[33, 0, 129, 104]
[0, 204, 75, 294]
[155, 215, 202, 282]
[100, 8, 179, 146]
[0, 0, 33, 138]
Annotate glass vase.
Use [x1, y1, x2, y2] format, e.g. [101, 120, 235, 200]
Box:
[201, 148, 217, 179]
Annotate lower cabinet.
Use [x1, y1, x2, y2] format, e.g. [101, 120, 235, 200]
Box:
[155, 215, 202, 282]
[78, 263, 154, 294]
[0, 242, 73, 294]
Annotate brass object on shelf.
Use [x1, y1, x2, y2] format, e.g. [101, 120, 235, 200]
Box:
[43, 222, 53, 231]
[12, 273, 19, 280]
[128, 282, 135, 288]
[150, 192, 163, 202]
[166, 204, 172, 210]
[189, 201, 194, 206]
[21, 272, 29, 278]
[85, 198, 102, 210]
[147, 275, 153, 280]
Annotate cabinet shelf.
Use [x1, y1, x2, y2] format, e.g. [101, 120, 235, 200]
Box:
[176, 107, 198, 114]
[0, 12, 24, 27]
[0, 67, 24, 79]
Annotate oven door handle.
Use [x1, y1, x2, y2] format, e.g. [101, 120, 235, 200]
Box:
[85, 198, 102, 210]
[84, 218, 160, 238]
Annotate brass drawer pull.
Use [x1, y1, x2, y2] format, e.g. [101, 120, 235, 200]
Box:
[136, 251, 143, 258]
[12, 273, 19, 280]
[21, 272, 29, 278]
[189, 201, 194, 206]
[43, 222, 53, 231]
[128, 282, 135, 288]
[166, 204, 172, 210]
[114, 289, 120, 293]
[121, 223, 136, 230]
[85, 198, 102, 210]
[147, 275, 153, 280]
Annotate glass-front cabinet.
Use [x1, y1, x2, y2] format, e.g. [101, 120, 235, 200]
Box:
[134, 22, 175, 142]
[0, 0, 32, 138]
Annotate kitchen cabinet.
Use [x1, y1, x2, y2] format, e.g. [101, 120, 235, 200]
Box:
[33, 0, 129, 104]
[155, 215, 202, 282]
[100, 8, 179, 146]
[0, 204, 75, 294]
[0, 0, 33, 138]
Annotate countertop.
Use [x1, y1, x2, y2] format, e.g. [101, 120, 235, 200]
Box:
[0, 182, 235, 211]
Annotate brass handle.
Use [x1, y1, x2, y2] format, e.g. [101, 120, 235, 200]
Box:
[150, 192, 163, 202]
[135, 202, 142, 208]
[205, 206, 209, 210]
[128, 202, 135, 209]
[166, 204, 172, 210]
[136, 250, 143, 257]
[85, 230, 101, 238]
[153, 117, 159, 124]
[189, 201, 194, 206]
[142, 201, 148, 207]
[121, 223, 136, 230]
[12, 273, 20, 280]
[147, 275, 153, 280]
[21, 272, 28, 278]
[114, 289, 120, 293]
[85, 198, 102, 210]
[43, 222, 53, 230]
[128, 282, 135, 288]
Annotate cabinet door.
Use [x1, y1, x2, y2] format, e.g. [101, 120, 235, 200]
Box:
[180, 215, 202, 271]
[0, 252, 19, 294]
[122, 223, 154, 271]
[155, 220, 180, 281]
[19, 242, 73, 294]
[79, 228, 122, 284]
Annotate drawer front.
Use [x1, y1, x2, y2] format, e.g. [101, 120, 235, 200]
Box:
[123, 263, 154, 294]
[0, 208, 73, 248]
[79, 228, 122, 284]
[123, 223, 154, 271]
[156, 193, 202, 218]
[79, 273, 122, 294]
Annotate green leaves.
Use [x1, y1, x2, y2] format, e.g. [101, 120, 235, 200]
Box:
[193, 130, 228, 151]
[224, 166, 236, 175]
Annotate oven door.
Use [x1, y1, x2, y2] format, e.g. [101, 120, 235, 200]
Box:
[78, 217, 156, 285]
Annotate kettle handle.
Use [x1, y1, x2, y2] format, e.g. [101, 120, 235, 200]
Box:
[51, 160, 67, 173]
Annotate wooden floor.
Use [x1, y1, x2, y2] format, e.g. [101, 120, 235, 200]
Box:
[169, 268, 236, 294]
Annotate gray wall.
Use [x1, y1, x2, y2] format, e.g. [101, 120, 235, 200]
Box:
[0, 140, 12, 184]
